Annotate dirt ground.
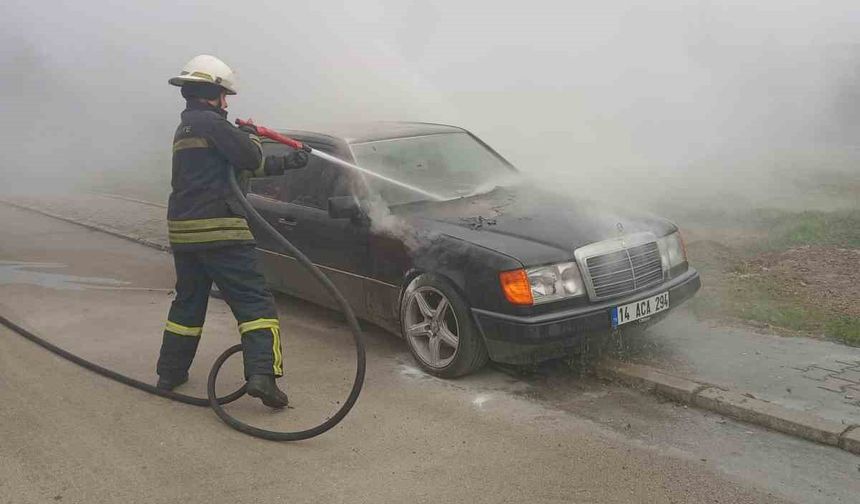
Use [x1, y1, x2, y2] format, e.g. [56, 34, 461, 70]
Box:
[746, 246, 860, 318]
[682, 211, 860, 346]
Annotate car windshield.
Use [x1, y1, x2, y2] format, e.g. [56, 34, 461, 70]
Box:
[350, 132, 517, 205]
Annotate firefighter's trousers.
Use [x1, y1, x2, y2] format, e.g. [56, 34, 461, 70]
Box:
[156, 244, 282, 382]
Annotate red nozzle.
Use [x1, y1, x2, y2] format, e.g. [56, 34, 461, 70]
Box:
[236, 118, 310, 152]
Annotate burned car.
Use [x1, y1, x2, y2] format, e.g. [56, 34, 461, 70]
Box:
[247, 123, 701, 377]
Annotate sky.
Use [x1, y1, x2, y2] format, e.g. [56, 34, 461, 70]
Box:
[2, 0, 859, 210]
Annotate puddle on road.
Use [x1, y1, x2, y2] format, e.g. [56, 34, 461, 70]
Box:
[0, 261, 129, 290]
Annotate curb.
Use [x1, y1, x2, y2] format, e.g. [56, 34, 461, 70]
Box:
[596, 360, 860, 456]
[0, 199, 170, 253]
[90, 192, 168, 209]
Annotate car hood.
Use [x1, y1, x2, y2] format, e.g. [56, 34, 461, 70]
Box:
[393, 183, 676, 266]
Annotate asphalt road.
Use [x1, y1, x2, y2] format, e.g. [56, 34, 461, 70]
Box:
[1, 204, 856, 504]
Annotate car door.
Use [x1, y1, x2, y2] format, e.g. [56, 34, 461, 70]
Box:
[249, 145, 371, 317]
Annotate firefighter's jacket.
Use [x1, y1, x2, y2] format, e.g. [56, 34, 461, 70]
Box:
[167, 100, 278, 251]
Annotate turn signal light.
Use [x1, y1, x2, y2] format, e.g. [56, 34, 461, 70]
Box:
[499, 269, 534, 306]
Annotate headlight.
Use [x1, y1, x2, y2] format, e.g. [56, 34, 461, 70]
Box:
[526, 262, 586, 304]
[658, 231, 687, 272]
[499, 262, 586, 306]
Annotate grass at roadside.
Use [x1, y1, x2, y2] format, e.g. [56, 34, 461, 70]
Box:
[827, 316, 860, 346]
[685, 207, 860, 347]
[750, 209, 860, 250]
[688, 269, 860, 346]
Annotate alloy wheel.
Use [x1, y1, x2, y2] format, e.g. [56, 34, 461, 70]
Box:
[404, 286, 460, 368]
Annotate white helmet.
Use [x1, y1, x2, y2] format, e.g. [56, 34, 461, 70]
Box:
[168, 55, 238, 95]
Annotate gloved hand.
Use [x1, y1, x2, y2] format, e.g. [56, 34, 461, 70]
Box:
[237, 121, 258, 135]
[263, 150, 309, 175]
[285, 149, 309, 170]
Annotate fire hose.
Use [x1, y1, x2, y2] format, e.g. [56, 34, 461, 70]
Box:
[0, 121, 366, 441]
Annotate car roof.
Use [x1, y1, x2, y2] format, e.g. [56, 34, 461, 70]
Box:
[274, 121, 466, 145]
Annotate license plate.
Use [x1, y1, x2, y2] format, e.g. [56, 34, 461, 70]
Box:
[611, 291, 669, 328]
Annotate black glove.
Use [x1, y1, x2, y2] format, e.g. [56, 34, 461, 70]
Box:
[237, 123, 258, 135]
[285, 150, 309, 170]
[263, 151, 309, 175]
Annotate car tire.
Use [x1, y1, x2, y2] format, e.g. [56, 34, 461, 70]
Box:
[400, 273, 489, 378]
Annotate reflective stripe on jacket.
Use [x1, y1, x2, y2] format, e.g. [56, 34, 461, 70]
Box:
[167, 100, 264, 251]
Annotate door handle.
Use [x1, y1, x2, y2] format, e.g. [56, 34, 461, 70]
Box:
[277, 217, 297, 227]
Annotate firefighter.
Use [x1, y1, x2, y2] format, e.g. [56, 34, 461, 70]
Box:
[156, 55, 308, 408]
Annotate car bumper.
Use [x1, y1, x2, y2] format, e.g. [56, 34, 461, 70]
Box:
[471, 268, 702, 365]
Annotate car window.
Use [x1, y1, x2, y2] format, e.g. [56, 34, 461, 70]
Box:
[350, 132, 516, 205]
[261, 142, 365, 209]
[324, 162, 368, 201]
[247, 176, 282, 200]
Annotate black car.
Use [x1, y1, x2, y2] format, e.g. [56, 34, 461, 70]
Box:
[247, 122, 701, 377]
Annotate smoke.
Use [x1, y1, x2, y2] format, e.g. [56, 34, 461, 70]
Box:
[363, 195, 429, 252]
[2, 0, 859, 212]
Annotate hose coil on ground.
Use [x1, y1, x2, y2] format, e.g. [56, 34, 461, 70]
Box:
[0, 171, 366, 441]
[209, 173, 366, 440]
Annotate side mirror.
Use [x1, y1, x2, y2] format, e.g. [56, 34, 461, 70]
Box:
[328, 196, 363, 220]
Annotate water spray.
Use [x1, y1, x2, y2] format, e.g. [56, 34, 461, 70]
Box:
[236, 119, 445, 201]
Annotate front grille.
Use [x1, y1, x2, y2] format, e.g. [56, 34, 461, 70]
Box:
[584, 242, 663, 299]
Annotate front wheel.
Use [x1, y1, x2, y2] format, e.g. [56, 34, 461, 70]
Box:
[400, 273, 488, 378]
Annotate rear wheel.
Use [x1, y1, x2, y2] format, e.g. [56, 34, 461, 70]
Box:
[400, 273, 488, 378]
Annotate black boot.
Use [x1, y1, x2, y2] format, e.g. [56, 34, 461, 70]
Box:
[246, 374, 289, 409]
[156, 374, 188, 391]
